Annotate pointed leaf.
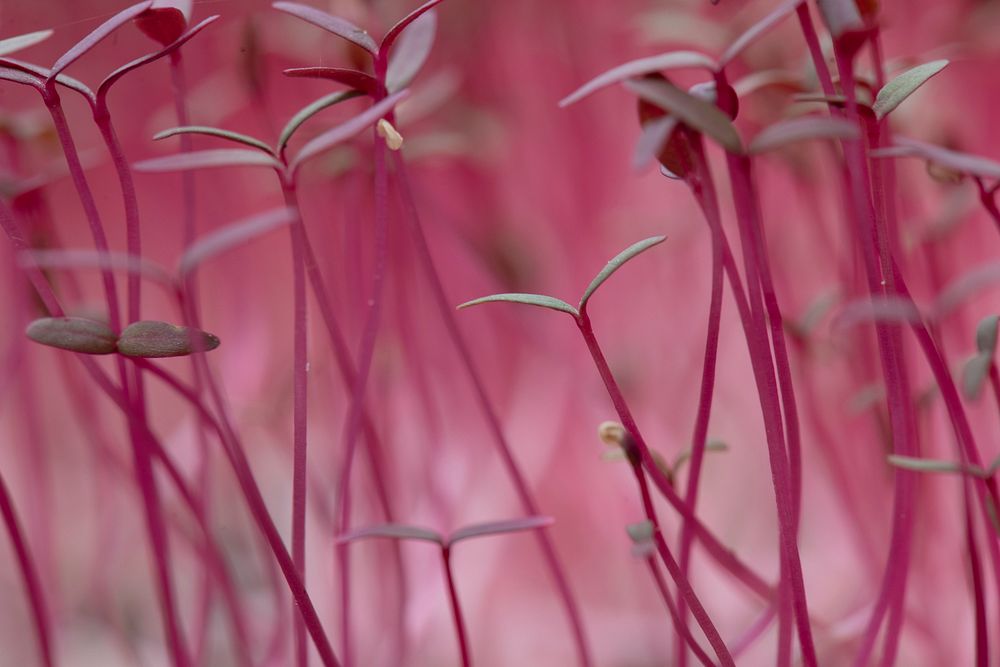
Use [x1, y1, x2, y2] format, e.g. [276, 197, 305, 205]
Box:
[560, 50, 718, 108]
[580, 236, 667, 308]
[976, 315, 999, 357]
[380, 0, 443, 57]
[283, 67, 379, 96]
[0, 58, 95, 100]
[887, 454, 981, 476]
[0, 30, 53, 58]
[278, 90, 364, 156]
[871, 140, 1000, 181]
[153, 125, 275, 155]
[134, 0, 193, 45]
[337, 523, 442, 545]
[179, 208, 297, 275]
[816, 0, 864, 38]
[134, 148, 282, 173]
[26, 317, 118, 355]
[873, 60, 948, 120]
[624, 78, 743, 153]
[457, 293, 579, 317]
[50, 1, 154, 77]
[448, 516, 554, 546]
[963, 353, 992, 401]
[748, 116, 859, 154]
[385, 9, 437, 92]
[117, 320, 220, 357]
[272, 2, 377, 55]
[633, 116, 678, 170]
[291, 89, 408, 172]
[720, 0, 804, 67]
[21, 249, 173, 286]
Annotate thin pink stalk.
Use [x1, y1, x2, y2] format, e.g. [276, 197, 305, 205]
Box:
[963, 486, 989, 667]
[392, 152, 595, 666]
[442, 547, 472, 667]
[644, 555, 715, 667]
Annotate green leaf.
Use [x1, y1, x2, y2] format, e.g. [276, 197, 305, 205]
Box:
[873, 60, 949, 121]
[277, 90, 364, 156]
[337, 523, 442, 545]
[457, 293, 579, 317]
[963, 353, 993, 401]
[0, 30, 53, 58]
[748, 116, 858, 154]
[580, 236, 666, 309]
[448, 516, 554, 546]
[976, 315, 999, 357]
[625, 520, 654, 543]
[623, 78, 743, 154]
[153, 125, 275, 155]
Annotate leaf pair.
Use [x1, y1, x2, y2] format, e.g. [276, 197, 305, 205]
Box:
[338, 516, 553, 549]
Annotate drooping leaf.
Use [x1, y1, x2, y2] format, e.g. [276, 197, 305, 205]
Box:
[873, 59, 949, 120]
[385, 9, 437, 92]
[816, 0, 864, 39]
[0, 58, 95, 100]
[633, 116, 678, 170]
[624, 78, 743, 153]
[26, 317, 117, 355]
[153, 125, 275, 155]
[887, 454, 982, 476]
[134, 0, 193, 45]
[559, 51, 719, 108]
[117, 320, 220, 357]
[178, 208, 298, 275]
[380, 0, 443, 57]
[963, 353, 993, 401]
[291, 89, 408, 172]
[748, 116, 859, 154]
[832, 296, 924, 330]
[976, 315, 999, 356]
[934, 261, 1000, 319]
[0, 65, 44, 90]
[278, 90, 364, 156]
[580, 236, 667, 308]
[448, 516, 554, 546]
[21, 249, 173, 286]
[0, 30, 54, 58]
[733, 69, 804, 98]
[50, 1, 154, 77]
[457, 293, 579, 317]
[272, 2, 377, 55]
[871, 140, 1000, 181]
[134, 148, 283, 173]
[283, 67, 379, 96]
[720, 0, 805, 67]
[337, 523, 442, 545]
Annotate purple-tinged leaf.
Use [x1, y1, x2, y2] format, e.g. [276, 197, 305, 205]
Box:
[380, 0, 443, 58]
[720, 0, 804, 67]
[26, 317, 117, 355]
[560, 51, 718, 108]
[733, 69, 804, 98]
[976, 315, 998, 356]
[134, 0, 193, 45]
[117, 320, 220, 358]
[624, 77, 743, 154]
[748, 116, 858, 154]
[963, 353, 993, 401]
[457, 293, 579, 318]
[272, 2, 377, 55]
[0, 30, 53, 58]
[873, 59, 949, 120]
[385, 9, 436, 92]
[832, 296, 924, 331]
[134, 148, 283, 173]
[291, 89, 408, 172]
[21, 249, 173, 286]
[337, 523, 442, 545]
[277, 90, 364, 156]
[0, 65, 44, 90]
[793, 92, 849, 106]
[49, 1, 154, 78]
[871, 139, 1000, 181]
[283, 67, 379, 96]
[580, 236, 667, 308]
[934, 261, 1000, 319]
[0, 58, 96, 100]
[178, 208, 297, 276]
[98, 15, 219, 100]
[633, 115, 677, 170]
[816, 0, 864, 39]
[154, 125, 275, 155]
[447, 516, 554, 546]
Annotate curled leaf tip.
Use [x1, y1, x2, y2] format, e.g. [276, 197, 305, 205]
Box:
[117, 320, 220, 358]
[26, 317, 118, 355]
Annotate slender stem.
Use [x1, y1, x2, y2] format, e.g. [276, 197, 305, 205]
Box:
[442, 547, 472, 667]
[963, 485, 989, 667]
[644, 555, 715, 667]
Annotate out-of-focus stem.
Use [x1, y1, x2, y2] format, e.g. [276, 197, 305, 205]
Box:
[442, 547, 472, 667]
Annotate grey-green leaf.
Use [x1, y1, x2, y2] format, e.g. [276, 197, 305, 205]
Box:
[748, 116, 859, 154]
[976, 314, 998, 356]
[873, 60, 949, 121]
[580, 236, 666, 308]
[0, 30, 53, 58]
[26, 317, 117, 355]
[337, 523, 442, 545]
[625, 520, 655, 543]
[154, 125, 275, 155]
[887, 454, 984, 477]
[448, 516, 554, 546]
[277, 90, 364, 156]
[963, 352, 993, 401]
[457, 293, 579, 317]
[623, 78, 743, 154]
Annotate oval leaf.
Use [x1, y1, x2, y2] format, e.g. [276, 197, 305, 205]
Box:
[457, 293, 579, 317]
[873, 60, 949, 121]
[749, 116, 859, 154]
[448, 516, 554, 546]
[380, 0, 443, 58]
[134, 148, 282, 173]
[0, 30, 53, 58]
[720, 0, 804, 67]
[976, 314, 999, 357]
[117, 320, 220, 358]
[50, 1, 154, 77]
[580, 236, 667, 308]
[385, 9, 437, 92]
[179, 208, 297, 275]
[560, 50, 719, 108]
[337, 523, 442, 545]
[963, 353, 992, 401]
[871, 140, 1000, 181]
[153, 125, 275, 155]
[816, 0, 864, 39]
[278, 90, 364, 156]
[283, 67, 379, 96]
[26, 317, 117, 355]
[272, 1, 377, 55]
[291, 89, 408, 172]
[623, 78, 743, 153]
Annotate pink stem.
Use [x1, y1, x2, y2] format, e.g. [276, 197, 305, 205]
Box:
[644, 556, 715, 667]
[442, 547, 472, 667]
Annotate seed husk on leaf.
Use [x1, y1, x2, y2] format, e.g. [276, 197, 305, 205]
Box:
[26, 317, 117, 355]
[116, 320, 220, 358]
